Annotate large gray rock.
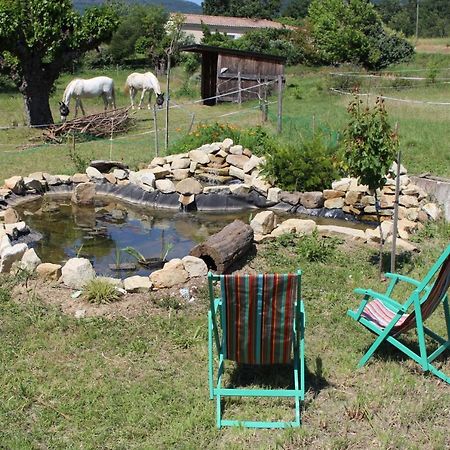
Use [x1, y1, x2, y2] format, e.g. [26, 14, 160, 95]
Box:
[182, 255, 208, 278]
[189, 150, 210, 165]
[280, 191, 301, 205]
[1, 208, 20, 224]
[123, 276, 152, 292]
[20, 248, 42, 272]
[71, 182, 95, 205]
[150, 258, 189, 289]
[129, 170, 156, 189]
[226, 154, 250, 170]
[317, 225, 366, 242]
[250, 211, 276, 235]
[171, 158, 191, 170]
[276, 218, 316, 235]
[176, 178, 203, 195]
[61, 258, 96, 289]
[4, 176, 25, 195]
[86, 166, 104, 180]
[0, 235, 12, 258]
[36, 263, 62, 281]
[422, 203, 440, 221]
[0, 243, 28, 273]
[155, 179, 176, 194]
[301, 191, 324, 208]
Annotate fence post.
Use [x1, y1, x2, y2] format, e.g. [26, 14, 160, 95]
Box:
[165, 54, 171, 152]
[277, 75, 283, 134]
[237, 71, 242, 104]
[263, 78, 268, 122]
[153, 105, 159, 157]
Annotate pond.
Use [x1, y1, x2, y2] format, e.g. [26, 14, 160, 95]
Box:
[19, 196, 251, 277]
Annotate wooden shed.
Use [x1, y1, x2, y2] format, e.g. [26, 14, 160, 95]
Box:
[180, 44, 286, 106]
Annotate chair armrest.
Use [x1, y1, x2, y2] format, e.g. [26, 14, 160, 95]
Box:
[385, 273, 421, 288]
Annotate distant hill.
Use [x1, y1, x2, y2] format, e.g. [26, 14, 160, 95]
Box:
[73, 0, 202, 14]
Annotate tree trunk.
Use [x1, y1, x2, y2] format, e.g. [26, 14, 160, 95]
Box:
[189, 220, 254, 274]
[22, 80, 54, 126]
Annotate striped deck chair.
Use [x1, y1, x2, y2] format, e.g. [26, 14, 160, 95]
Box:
[207, 271, 305, 429]
[348, 244, 450, 383]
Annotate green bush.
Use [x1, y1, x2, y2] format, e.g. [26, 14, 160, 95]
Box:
[168, 123, 276, 156]
[261, 132, 342, 192]
[83, 279, 121, 305]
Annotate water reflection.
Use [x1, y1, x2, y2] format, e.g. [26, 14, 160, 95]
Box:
[18, 197, 251, 277]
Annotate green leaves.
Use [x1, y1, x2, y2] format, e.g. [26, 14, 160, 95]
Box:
[343, 95, 398, 191]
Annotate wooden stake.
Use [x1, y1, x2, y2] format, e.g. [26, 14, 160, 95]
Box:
[153, 104, 159, 157]
[391, 148, 401, 273]
[277, 75, 283, 134]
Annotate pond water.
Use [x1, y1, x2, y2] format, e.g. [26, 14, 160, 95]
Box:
[19, 197, 251, 277]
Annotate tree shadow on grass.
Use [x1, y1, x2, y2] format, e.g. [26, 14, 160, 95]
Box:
[368, 250, 415, 274]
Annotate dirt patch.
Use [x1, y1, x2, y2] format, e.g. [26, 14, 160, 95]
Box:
[12, 276, 208, 319]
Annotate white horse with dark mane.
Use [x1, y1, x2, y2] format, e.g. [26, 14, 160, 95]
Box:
[59, 76, 116, 122]
[124, 72, 164, 109]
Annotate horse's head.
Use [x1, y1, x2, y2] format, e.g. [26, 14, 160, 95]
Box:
[156, 93, 165, 108]
[59, 101, 70, 122]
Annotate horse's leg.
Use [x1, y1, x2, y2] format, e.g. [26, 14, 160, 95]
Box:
[138, 89, 146, 109]
[74, 98, 79, 118]
[79, 98, 86, 116]
[129, 87, 135, 109]
[102, 93, 108, 111]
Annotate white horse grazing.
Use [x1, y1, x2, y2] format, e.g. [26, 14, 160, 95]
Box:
[124, 72, 164, 110]
[59, 76, 116, 122]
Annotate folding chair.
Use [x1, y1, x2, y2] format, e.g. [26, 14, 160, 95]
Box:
[208, 271, 306, 428]
[348, 245, 450, 383]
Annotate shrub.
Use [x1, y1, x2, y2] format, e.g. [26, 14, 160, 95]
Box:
[261, 132, 342, 192]
[83, 279, 121, 305]
[168, 123, 275, 156]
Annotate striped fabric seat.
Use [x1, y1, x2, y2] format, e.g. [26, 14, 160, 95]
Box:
[221, 273, 298, 365]
[360, 255, 450, 336]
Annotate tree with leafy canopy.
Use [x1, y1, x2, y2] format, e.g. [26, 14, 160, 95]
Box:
[283, 0, 311, 19]
[308, 0, 413, 69]
[229, 0, 281, 19]
[202, 0, 230, 16]
[0, 0, 119, 126]
[344, 94, 398, 274]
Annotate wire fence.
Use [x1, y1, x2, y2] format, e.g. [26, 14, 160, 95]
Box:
[0, 79, 281, 175]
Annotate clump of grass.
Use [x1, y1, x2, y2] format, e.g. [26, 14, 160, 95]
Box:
[83, 279, 121, 304]
[152, 296, 185, 311]
[297, 232, 340, 263]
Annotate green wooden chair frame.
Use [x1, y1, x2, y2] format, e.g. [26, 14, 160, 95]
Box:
[208, 271, 306, 429]
[348, 245, 450, 384]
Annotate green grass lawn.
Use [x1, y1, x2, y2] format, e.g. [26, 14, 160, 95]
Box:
[1, 222, 449, 448]
[1, 53, 450, 183]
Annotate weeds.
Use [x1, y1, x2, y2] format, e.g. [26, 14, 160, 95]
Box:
[298, 232, 340, 263]
[83, 279, 121, 304]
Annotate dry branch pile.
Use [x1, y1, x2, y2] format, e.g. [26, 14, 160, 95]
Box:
[43, 107, 133, 143]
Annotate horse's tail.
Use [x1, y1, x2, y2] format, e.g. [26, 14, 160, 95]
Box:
[124, 78, 130, 95]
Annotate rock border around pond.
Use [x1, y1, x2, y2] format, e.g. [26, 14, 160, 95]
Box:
[0, 137, 443, 291]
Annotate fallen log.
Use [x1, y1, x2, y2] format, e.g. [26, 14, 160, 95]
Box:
[189, 219, 254, 274]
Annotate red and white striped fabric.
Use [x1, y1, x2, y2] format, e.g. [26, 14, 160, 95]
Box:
[360, 299, 408, 332]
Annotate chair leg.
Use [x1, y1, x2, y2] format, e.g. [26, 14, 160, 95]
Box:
[208, 312, 214, 400]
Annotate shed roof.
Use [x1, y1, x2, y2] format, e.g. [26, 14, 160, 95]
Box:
[181, 14, 293, 30]
[180, 44, 287, 64]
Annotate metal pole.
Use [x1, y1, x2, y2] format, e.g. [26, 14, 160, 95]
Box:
[153, 104, 159, 157]
[277, 75, 283, 134]
[263, 78, 268, 122]
[391, 149, 401, 273]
